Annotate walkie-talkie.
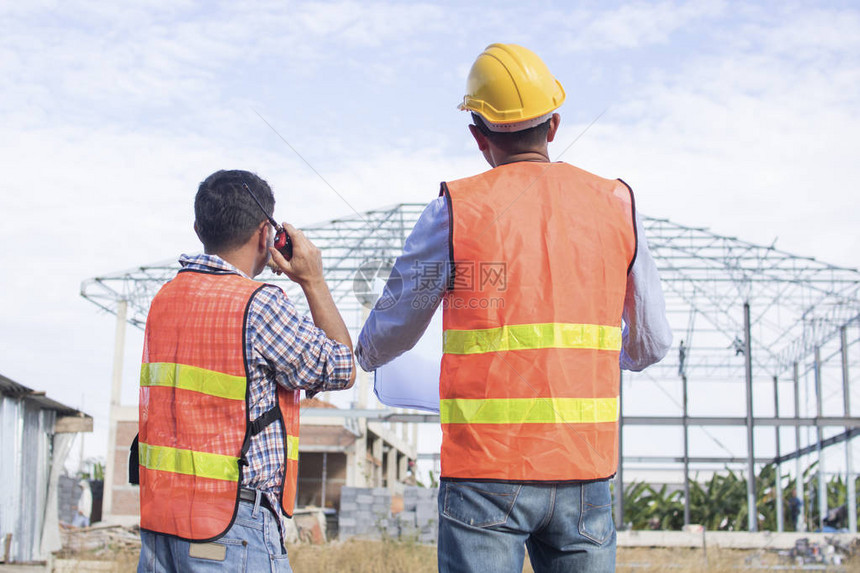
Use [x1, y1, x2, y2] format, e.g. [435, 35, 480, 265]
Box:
[241, 182, 293, 260]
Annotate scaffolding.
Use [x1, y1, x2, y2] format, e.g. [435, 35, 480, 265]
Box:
[81, 203, 859, 533]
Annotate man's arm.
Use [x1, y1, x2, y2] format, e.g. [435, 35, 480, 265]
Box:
[301, 277, 353, 356]
[250, 290, 354, 394]
[355, 198, 449, 371]
[620, 211, 673, 371]
[269, 224, 355, 387]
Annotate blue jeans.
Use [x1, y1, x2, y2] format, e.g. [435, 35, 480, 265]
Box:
[437, 479, 616, 573]
[138, 496, 292, 572]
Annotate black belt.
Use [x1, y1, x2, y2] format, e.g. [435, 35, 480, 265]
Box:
[238, 488, 275, 513]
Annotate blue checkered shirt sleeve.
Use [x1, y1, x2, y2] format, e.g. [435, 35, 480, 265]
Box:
[248, 285, 353, 392]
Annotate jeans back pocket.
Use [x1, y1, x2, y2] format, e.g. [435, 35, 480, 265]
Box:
[578, 480, 614, 544]
[441, 481, 521, 528]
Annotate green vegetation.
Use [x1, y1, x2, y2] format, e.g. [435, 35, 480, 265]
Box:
[622, 462, 860, 531]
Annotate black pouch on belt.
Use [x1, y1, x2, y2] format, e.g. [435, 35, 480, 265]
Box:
[129, 434, 139, 485]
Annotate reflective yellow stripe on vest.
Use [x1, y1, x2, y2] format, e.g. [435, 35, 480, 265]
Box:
[287, 435, 299, 461]
[440, 397, 619, 425]
[141, 362, 246, 401]
[139, 442, 239, 482]
[443, 323, 622, 355]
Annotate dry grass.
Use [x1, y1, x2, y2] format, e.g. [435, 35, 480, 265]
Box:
[290, 542, 858, 573]
[618, 547, 788, 572]
[55, 539, 858, 572]
[287, 539, 437, 573]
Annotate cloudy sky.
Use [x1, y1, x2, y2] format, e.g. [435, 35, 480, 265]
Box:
[1, 0, 859, 470]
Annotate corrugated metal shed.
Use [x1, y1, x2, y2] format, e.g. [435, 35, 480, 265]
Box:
[0, 373, 92, 563]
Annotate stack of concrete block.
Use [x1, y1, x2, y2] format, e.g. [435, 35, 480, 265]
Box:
[337, 486, 359, 539]
[395, 486, 438, 543]
[338, 486, 393, 540]
[372, 487, 400, 538]
[338, 486, 439, 542]
[57, 476, 82, 525]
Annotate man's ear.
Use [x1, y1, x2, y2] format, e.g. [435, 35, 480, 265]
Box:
[546, 113, 561, 143]
[193, 222, 202, 241]
[468, 124, 490, 152]
[256, 221, 269, 252]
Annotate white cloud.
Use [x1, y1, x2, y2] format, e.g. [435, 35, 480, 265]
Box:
[544, 3, 860, 270]
[0, 1, 451, 132]
[553, 0, 727, 52]
[730, 3, 860, 58]
[287, 1, 447, 47]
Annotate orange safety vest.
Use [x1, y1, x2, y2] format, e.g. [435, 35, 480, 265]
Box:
[440, 162, 636, 482]
[138, 270, 300, 541]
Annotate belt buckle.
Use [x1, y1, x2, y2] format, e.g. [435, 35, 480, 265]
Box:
[240, 488, 274, 514]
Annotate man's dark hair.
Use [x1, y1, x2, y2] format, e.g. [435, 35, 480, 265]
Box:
[195, 170, 275, 253]
[471, 113, 552, 153]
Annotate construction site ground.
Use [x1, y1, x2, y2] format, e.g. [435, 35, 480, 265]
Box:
[0, 526, 857, 573]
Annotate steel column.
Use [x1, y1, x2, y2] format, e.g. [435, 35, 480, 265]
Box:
[841, 326, 857, 533]
[683, 372, 691, 527]
[774, 375, 784, 532]
[794, 361, 806, 531]
[814, 346, 826, 531]
[743, 302, 757, 531]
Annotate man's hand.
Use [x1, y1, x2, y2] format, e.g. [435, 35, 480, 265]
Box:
[269, 224, 324, 287]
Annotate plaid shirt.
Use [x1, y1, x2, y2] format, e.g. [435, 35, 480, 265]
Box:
[178, 254, 353, 543]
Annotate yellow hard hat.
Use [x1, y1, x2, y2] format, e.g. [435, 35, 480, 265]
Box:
[458, 43, 565, 130]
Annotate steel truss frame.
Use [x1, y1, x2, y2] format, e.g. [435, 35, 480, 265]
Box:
[81, 203, 859, 532]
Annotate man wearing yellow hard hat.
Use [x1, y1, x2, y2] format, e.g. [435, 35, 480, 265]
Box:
[356, 44, 671, 572]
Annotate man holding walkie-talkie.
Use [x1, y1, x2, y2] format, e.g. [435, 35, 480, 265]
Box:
[356, 44, 672, 572]
[136, 169, 355, 572]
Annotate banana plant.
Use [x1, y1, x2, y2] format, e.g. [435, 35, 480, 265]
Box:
[622, 462, 858, 532]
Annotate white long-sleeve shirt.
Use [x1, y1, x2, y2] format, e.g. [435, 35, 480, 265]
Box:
[356, 188, 672, 372]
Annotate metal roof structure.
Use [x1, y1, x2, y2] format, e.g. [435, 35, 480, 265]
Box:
[80, 203, 860, 378]
[80, 202, 860, 532]
[80, 203, 427, 330]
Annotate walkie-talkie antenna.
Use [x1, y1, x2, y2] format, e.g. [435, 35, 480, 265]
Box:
[241, 181, 279, 229]
[240, 180, 293, 260]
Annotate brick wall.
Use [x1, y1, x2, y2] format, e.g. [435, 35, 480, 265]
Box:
[111, 420, 140, 519]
